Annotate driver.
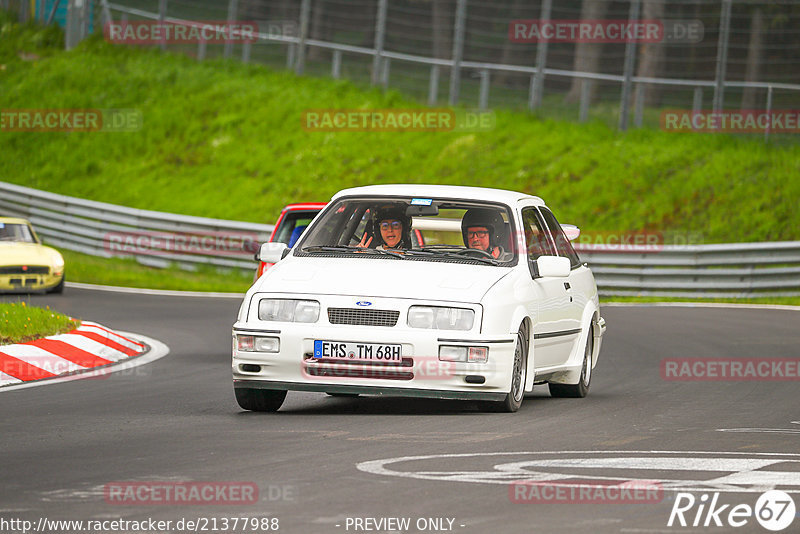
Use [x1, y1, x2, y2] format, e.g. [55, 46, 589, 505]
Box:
[461, 208, 505, 259]
[358, 205, 412, 250]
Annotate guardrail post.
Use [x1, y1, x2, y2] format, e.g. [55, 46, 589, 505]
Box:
[428, 65, 440, 106]
[764, 85, 773, 142]
[692, 87, 702, 114]
[448, 0, 467, 105]
[529, 0, 552, 110]
[158, 0, 167, 51]
[381, 57, 391, 89]
[294, 0, 311, 75]
[478, 69, 490, 110]
[371, 0, 388, 86]
[579, 79, 592, 122]
[65, 0, 89, 50]
[332, 49, 342, 79]
[224, 0, 238, 59]
[633, 83, 644, 127]
[197, 39, 207, 61]
[618, 0, 640, 131]
[242, 40, 251, 63]
[712, 0, 732, 114]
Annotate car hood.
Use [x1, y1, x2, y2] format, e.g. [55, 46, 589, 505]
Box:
[254, 256, 512, 303]
[0, 242, 62, 266]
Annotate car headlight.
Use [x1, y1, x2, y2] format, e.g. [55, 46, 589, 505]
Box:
[407, 306, 475, 330]
[236, 334, 280, 353]
[258, 299, 320, 323]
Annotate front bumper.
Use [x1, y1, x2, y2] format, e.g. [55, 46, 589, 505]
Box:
[0, 272, 62, 292]
[231, 323, 517, 399]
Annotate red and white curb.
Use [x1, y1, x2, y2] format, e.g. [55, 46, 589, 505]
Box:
[0, 321, 151, 387]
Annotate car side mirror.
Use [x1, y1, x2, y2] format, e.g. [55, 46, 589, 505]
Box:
[561, 224, 580, 241]
[534, 255, 570, 278]
[259, 242, 288, 263]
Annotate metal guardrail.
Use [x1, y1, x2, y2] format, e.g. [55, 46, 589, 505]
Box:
[2, 181, 798, 297]
[0, 181, 273, 272]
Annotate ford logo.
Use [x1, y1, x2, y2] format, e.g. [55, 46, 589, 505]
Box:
[356, 301, 372, 307]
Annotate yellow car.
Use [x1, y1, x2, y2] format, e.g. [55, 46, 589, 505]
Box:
[0, 217, 65, 294]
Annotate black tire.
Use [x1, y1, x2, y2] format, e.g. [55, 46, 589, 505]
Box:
[48, 276, 65, 294]
[234, 387, 287, 412]
[549, 325, 593, 398]
[325, 392, 359, 398]
[481, 326, 528, 413]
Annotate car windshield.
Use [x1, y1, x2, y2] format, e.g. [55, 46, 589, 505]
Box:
[296, 197, 517, 266]
[0, 223, 36, 243]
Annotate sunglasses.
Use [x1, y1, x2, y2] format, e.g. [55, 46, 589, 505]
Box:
[467, 230, 489, 238]
[379, 221, 402, 231]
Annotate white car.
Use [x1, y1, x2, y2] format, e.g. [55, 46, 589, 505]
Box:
[232, 184, 606, 412]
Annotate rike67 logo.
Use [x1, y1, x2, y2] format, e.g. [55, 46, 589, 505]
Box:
[668, 490, 796, 531]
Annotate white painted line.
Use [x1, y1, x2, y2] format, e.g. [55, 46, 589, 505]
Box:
[0, 371, 22, 386]
[46, 333, 129, 362]
[76, 323, 143, 350]
[66, 281, 244, 299]
[602, 302, 800, 311]
[0, 332, 169, 393]
[356, 451, 800, 494]
[0, 344, 85, 374]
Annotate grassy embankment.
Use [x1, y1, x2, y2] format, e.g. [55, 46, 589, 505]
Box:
[0, 301, 80, 344]
[1, 12, 798, 302]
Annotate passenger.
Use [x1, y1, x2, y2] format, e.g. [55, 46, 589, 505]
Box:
[357, 205, 412, 249]
[461, 208, 506, 259]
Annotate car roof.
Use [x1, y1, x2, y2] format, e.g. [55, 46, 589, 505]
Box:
[0, 217, 32, 225]
[331, 184, 544, 206]
[282, 203, 327, 212]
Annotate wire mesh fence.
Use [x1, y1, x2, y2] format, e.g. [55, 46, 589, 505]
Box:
[8, 0, 800, 136]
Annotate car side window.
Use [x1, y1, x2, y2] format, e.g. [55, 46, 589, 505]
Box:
[539, 208, 581, 268]
[521, 208, 557, 277]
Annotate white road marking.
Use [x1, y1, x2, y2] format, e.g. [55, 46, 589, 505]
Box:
[66, 281, 244, 299]
[356, 451, 800, 494]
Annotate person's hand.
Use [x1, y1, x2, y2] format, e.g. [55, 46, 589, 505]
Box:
[357, 233, 373, 248]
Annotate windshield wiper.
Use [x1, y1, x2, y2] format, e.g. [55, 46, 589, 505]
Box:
[301, 245, 405, 259]
[406, 248, 501, 265]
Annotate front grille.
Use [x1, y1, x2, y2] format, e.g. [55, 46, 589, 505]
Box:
[327, 308, 400, 327]
[0, 266, 49, 275]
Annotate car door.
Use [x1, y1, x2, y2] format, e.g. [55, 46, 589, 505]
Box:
[520, 207, 577, 369]
[539, 207, 590, 365]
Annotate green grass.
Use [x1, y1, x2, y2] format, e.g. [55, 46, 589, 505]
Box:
[0, 302, 80, 344]
[1, 13, 799, 298]
[60, 249, 253, 293]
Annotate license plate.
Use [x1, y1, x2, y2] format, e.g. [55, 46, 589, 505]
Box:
[313, 340, 402, 362]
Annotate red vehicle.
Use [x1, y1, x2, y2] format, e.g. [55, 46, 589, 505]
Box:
[255, 203, 327, 279]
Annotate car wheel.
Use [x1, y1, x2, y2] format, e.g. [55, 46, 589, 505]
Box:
[549, 324, 593, 398]
[234, 387, 287, 412]
[481, 326, 528, 413]
[48, 276, 65, 294]
[325, 392, 359, 398]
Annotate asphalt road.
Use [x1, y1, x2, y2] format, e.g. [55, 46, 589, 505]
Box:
[2, 288, 799, 534]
